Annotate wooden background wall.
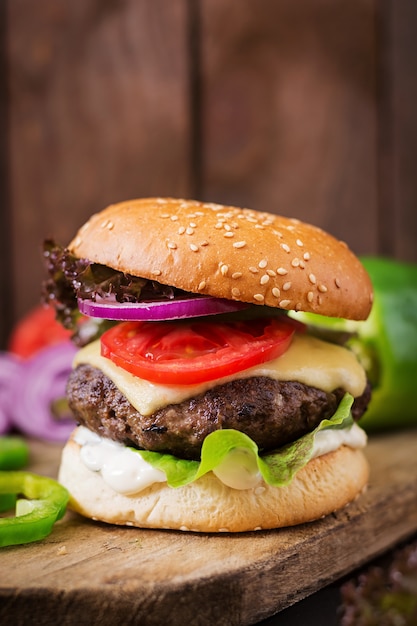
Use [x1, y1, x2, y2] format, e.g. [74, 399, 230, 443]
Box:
[1, 0, 416, 349]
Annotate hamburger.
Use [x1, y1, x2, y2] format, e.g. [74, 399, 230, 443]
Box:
[43, 197, 373, 532]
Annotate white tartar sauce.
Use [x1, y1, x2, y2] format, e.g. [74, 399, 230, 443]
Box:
[74, 427, 166, 495]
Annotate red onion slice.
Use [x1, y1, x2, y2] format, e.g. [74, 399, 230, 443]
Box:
[77, 295, 249, 321]
[10, 342, 77, 442]
[0, 352, 21, 434]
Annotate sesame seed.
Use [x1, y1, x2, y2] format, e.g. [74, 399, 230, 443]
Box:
[189, 222, 197, 228]
[296, 239, 304, 247]
[231, 288, 241, 297]
[282, 281, 292, 291]
[190, 244, 199, 252]
[279, 299, 291, 308]
[151, 269, 162, 276]
[221, 264, 229, 276]
[198, 281, 206, 291]
[249, 267, 259, 274]
[260, 274, 270, 285]
[232, 272, 243, 279]
[101, 219, 109, 228]
[299, 260, 305, 269]
[259, 259, 268, 269]
[215, 223, 223, 229]
[308, 273, 317, 284]
[281, 243, 290, 253]
[233, 241, 247, 249]
[223, 224, 232, 231]
[106, 221, 114, 230]
[277, 267, 288, 275]
[224, 231, 234, 238]
[178, 226, 186, 235]
[186, 227, 194, 235]
[335, 278, 341, 288]
[303, 252, 311, 261]
[295, 302, 302, 311]
[266, 269, 276, 277]
[318, 284, 328, 293]
[170, 215, 179, 221]
[200, 240, 209, 247]
[307, 291, 314, 302]
[254, 294, 265, 302]
[255, 224, 265, 230]
[167, 242, 177, 249]
[73, 236, 82, 247]
[272, 287, 281, 298]
[161, 213, 170, 219]
[291, 258, 300, 267]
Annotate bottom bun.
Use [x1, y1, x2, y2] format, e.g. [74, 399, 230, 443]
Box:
[58, 432, 369, 533]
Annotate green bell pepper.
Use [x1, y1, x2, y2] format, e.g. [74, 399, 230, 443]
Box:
[0, 436, 30, 470]
[292, 257, 417, 431]
[0, 471, 69, 547]
[0, 436, 30, 512]
[356, 257, 417, 430]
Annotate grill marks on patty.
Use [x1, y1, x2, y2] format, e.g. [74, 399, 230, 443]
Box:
[67, 364, 371, 461]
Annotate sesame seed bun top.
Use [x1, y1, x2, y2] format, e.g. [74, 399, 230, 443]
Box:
[69, 197, 373, 320]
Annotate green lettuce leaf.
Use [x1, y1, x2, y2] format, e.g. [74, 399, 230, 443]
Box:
[135, 393, 355, 488]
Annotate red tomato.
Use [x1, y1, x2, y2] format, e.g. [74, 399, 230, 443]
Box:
[100, 317, 299, 385]
[8, 305, 72, 359]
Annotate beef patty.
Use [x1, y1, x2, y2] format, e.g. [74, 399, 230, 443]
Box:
[67, 364, 371, 460]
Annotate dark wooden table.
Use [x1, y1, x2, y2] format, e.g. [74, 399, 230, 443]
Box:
[1, 428, 417, 625]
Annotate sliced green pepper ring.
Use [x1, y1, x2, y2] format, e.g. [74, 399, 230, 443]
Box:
[0, 436, 30, 470]
[0, 436, 30, 513]
[0, 471, 69, 547]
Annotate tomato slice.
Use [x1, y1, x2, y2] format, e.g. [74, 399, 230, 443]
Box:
[100, 317, 299, 385]
[8, 306, 72, 359]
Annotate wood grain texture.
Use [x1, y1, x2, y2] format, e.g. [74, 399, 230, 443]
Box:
[1, 429, 417, 626]
[377, 0, 417, 262]
[198, 0, 378, 254]
[7, 0, 191, 321]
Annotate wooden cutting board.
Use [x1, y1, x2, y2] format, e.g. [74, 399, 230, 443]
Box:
[1, 429, 417, 626]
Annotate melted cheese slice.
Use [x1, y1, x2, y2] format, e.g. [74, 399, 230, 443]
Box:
[73, 334, 367, 416]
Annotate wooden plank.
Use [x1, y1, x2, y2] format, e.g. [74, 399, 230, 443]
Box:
[0, 0, 13, 349]
[198, 0, 379, 255]
[1, 429, 417, 625]
[381, 0, 417, 262]
[7, 0, 191, 322]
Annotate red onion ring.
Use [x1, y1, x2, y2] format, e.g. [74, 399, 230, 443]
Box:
[10, 342, 77, 442]
[77, 295, 249, 321]
[0, 352, 21, 434]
